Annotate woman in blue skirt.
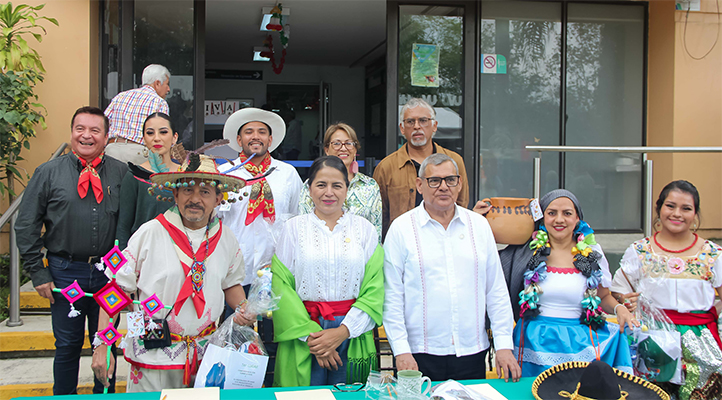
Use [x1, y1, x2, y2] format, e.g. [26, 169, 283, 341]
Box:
[511, 189, 639, 377]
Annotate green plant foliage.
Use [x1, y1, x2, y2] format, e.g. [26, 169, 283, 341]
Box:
[0, 2, 58, 72]
[0, 2, 57, 198]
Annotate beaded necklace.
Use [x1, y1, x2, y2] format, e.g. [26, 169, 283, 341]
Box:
[653, 232, 698, 254]
[184, 223, 210, 293]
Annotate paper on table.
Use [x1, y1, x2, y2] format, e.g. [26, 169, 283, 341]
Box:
[159, 387, 219, 400]
[275, 388, 336, 400]
[467, 383, 508, 400]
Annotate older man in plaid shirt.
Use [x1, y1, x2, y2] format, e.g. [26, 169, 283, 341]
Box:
[104, 64, 171, 164]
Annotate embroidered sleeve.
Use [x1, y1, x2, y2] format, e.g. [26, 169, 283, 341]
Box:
[610, 243, 643, 294]
[708, 242, 722, 288]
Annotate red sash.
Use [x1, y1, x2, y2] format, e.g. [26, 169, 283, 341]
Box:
[170, 323, 217, 386]
[156, 214, 222, 318]
[303, 299, 355, 325]
[664, 308, 722, 350]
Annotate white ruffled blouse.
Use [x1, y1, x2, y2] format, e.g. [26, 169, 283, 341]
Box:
[275, 212, 379, 338]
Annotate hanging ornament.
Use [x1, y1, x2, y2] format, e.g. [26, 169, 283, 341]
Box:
[265, 34, 287, 75]
[266, 4, 283, 31]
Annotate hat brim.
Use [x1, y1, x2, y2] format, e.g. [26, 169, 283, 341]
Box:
[223, 108, 286, 153]
[532, 362, 670, 400]
[150, 171, 247, 192]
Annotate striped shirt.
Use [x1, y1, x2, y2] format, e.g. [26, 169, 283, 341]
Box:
[104, 85, 169, 143]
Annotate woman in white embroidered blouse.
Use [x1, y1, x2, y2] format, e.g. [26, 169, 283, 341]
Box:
[611, 180, 722, 400]
[272, 156, 384, 387]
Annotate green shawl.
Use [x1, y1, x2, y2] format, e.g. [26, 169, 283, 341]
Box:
[272, 245, 385, 387]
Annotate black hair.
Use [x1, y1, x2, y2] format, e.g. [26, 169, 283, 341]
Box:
[308, 155, 349, 188]
[72, 106, 109, 134]
[655, 180, 701, 220]
[238, 121, 272, 136]
[143, 112, 175, 133]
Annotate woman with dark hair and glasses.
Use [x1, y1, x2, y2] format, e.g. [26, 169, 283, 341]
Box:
[298, 123, 382, 240]
[273, 155, 384, 387]
[116, 112, 180, 249]
[507, 189, 637, 377]
[611, 180, 722, 399]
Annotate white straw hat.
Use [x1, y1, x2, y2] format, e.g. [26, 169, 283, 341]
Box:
[222, 108, 286, 153]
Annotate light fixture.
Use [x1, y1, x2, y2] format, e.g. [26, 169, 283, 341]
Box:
[259, 6, 290, 31]
[253, 46, 270, 62]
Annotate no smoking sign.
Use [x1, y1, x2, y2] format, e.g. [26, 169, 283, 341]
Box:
[481, 54, 507, 74]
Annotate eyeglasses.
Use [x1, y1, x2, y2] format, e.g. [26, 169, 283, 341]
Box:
[403, 117, 434, 127]
[329, 140, 357, 150]
[332, 382, 365, 392]
[425, 175, 460, 188]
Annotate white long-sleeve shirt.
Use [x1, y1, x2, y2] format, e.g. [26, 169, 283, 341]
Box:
[276, 212, 378, 338]
[382, 203, 515, 357]
[217, 156, 303, 286]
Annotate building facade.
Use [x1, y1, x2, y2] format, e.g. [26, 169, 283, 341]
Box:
[8, 0, 722, 236]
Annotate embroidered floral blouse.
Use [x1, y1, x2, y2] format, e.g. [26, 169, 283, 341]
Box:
[298, 172, 382, 241]
[611, 238, 722, 313]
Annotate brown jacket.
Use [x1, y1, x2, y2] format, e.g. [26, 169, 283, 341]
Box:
[373, 143, 469, 240]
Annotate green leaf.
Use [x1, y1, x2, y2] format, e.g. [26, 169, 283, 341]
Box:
[44, 17, 58, 26]
[22, 140, 29, 149]
[3, 110, 21, 125]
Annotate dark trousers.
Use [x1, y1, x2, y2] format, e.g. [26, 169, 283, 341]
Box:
[413, 349, 489, 382]
[225, 283, 277, 387]
[48, 255, 117, 395]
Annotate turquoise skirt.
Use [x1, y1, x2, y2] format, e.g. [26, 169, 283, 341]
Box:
[512, 315, 633, 378]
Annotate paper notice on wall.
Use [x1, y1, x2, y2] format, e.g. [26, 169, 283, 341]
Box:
[675, 0, 700, 11]
[411, 43, 440, 87]
[481, 54, 507, 74]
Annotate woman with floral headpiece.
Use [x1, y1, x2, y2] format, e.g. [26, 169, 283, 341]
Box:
[611, 180, 722, 400]
[510, 189, 638, 377]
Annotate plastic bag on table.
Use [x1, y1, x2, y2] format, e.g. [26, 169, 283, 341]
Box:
[430, 380, 494, 400]
[194, 317, 269, 389]
[364, 370, 399, 399]
[628, 286, 683, 385]
[245, 266, 281, 318]
[208, 316, 267, 356]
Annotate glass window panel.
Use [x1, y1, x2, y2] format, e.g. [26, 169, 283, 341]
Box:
[479, 2, 562, 199]
[565, 4, 645, 230]
[134, 0, 195, 148]
[398, 5, 464, 155]
[101, 0, 121, 109]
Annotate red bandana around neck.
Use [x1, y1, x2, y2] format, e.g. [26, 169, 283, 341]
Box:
[156, 213, 223, 319]
[73, 151, 104, 203]
[239, 152, 275, 225]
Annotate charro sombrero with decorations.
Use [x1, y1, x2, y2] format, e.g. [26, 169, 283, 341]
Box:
[150, 153, 247, 193]
[532, 360, 669, 400]
[222, 107, 286, 153]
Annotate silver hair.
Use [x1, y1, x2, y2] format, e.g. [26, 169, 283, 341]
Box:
[142, 64, 171, 86]
[418, 153, 459, 178]
[399, 97, 436, 121]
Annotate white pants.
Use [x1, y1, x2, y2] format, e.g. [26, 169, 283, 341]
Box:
[126, 364, 187, 392]
[106, 141, 148, 165]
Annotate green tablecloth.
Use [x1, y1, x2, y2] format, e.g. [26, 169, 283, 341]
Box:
[13, 378, 536, 399]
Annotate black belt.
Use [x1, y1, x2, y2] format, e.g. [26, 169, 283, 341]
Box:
[47, 252, 101, 265]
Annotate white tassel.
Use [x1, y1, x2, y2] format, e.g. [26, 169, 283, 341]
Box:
[118, 338, 127, 350]
[92, 334, 103, 348]
[95, 259, 105, 271]
[67, 303, 81, 318]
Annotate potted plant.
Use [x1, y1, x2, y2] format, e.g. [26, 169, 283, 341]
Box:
[0, 2, 57, 200]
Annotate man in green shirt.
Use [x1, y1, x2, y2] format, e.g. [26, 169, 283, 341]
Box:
[15, 106, 127, 395]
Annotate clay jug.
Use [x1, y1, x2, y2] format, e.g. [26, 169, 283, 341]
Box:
[481, 197, 535, 245]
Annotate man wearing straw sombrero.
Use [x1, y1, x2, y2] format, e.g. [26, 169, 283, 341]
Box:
[91, 153, 257, 392]
[217, 107, 303, 385]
